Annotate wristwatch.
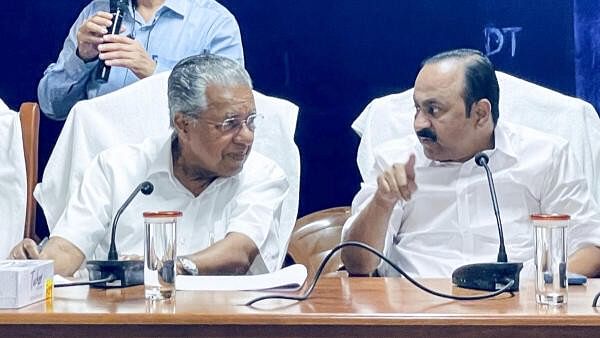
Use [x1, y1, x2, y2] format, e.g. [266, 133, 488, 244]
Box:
[177, 256, 199, 275]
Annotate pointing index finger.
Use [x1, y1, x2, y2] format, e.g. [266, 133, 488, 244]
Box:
[405, 153, 416, 179]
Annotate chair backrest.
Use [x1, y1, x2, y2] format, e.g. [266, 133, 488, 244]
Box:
[18, 102, 40, 240]
[0, 99, 27, 257]
[352, 71, 600, 203]
[34, 71, 301, 268]
[287, 207, 351, 278]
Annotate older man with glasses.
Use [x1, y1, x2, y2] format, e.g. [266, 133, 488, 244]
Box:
[10, 54, 289, 277]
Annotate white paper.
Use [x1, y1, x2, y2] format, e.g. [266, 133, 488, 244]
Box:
[53, 268, 91, 286]
[53, 274, 76, 286]
[175, 264, 307, 291]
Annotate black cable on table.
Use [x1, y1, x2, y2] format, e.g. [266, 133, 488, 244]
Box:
[54, 274, 117, 288]
[246, 241, 515, 306]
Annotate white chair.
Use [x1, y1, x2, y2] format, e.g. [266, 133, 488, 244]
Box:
[34, 71, 301, 269]
[0, 99, 27, 257]
[352, 71, 600, 203]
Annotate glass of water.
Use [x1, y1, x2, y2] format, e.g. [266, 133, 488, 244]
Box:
[531, 214, 569, 306]
[143, 211, 182, 300]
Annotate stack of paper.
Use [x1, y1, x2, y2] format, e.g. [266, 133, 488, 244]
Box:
[176, 264, 307, 291]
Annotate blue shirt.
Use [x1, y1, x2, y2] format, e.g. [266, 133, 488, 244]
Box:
[37, 0, 244, 120]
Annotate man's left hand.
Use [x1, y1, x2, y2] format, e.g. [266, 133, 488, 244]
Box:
[98, 34, 156, 79]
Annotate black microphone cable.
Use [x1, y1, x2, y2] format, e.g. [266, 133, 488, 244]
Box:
[245, 241, 515, 306]
[54, 274, 117, 288]
[592, 290, 600, 307]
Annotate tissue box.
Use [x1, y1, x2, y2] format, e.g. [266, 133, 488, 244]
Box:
[0, 260, 53, 308]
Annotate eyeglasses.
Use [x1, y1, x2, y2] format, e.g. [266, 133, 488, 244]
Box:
[198, 113, 262, 133]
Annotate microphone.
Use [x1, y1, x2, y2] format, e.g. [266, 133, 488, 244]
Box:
[108, 181, 154, 260]
[86, 181, 154, 288]
[95, 0, 129, 83]
[474, 152, 507, 263]
[452, 152, 523, 292]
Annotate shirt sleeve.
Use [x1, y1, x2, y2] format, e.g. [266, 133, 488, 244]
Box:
[341, 145, 407, 276]
[50, 152, 114, 260]
[226, 163, 288, 272]
[204, 13, 244, 66]
[37, 4, 102, 120]
[541, 141, 600, 255]
[150, 8, 244, 73]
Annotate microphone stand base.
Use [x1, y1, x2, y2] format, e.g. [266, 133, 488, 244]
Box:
[452, 262, 523, 292]
[86, 260, 144, 288]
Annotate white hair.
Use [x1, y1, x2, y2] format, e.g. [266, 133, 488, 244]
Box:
[167, 54, 252, 126]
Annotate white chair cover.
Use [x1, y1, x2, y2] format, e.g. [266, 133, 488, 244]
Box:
[0, 99, 26, 257]
[352, 71, 600, 203]
[34, 71, 301, 268]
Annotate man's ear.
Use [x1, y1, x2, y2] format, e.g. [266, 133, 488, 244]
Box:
[472, 99, 492, 127]
[173, 113, 193, 143]
[173, 113, 191, 141]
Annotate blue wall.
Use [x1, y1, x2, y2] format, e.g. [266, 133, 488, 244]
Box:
[574, 0, 600, 111]
[220, 0, 576, 216]
[0, 1, 581, 233]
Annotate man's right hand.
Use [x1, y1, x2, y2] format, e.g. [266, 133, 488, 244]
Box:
[8, 237, 85, 277]
[76, 11, 114, 62]
[374, 153, 417, 206]
[8, 238, 40, 259]
[341, 154, 417, 275]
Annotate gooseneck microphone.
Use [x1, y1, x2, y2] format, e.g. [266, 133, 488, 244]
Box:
[86, 181, 154, 288]
[107, 181, 154, 260]
[474, 152, 508, 263]
[452, 152, 523, 292]
[95, 0, 129, 83]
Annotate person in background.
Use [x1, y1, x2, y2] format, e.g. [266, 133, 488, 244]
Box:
[38, 0, 244, 120]
[341, 49, 600, 278]
[11, 54, 288, 277]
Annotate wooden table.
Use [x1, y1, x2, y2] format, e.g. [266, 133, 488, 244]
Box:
[1, 277, 600, 337]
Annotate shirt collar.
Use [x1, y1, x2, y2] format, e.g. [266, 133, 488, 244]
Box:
[147, 131, 239, 192]
[482, 119, 518, 163]
[147, 131, 176, 176]
[419, 119, 518, 168]
[160, 0, 188, 17]
[129, 0, 188, 20]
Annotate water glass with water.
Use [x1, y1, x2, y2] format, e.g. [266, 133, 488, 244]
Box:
[532, 214, 569, 306]
[144, 211, 181, 300]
